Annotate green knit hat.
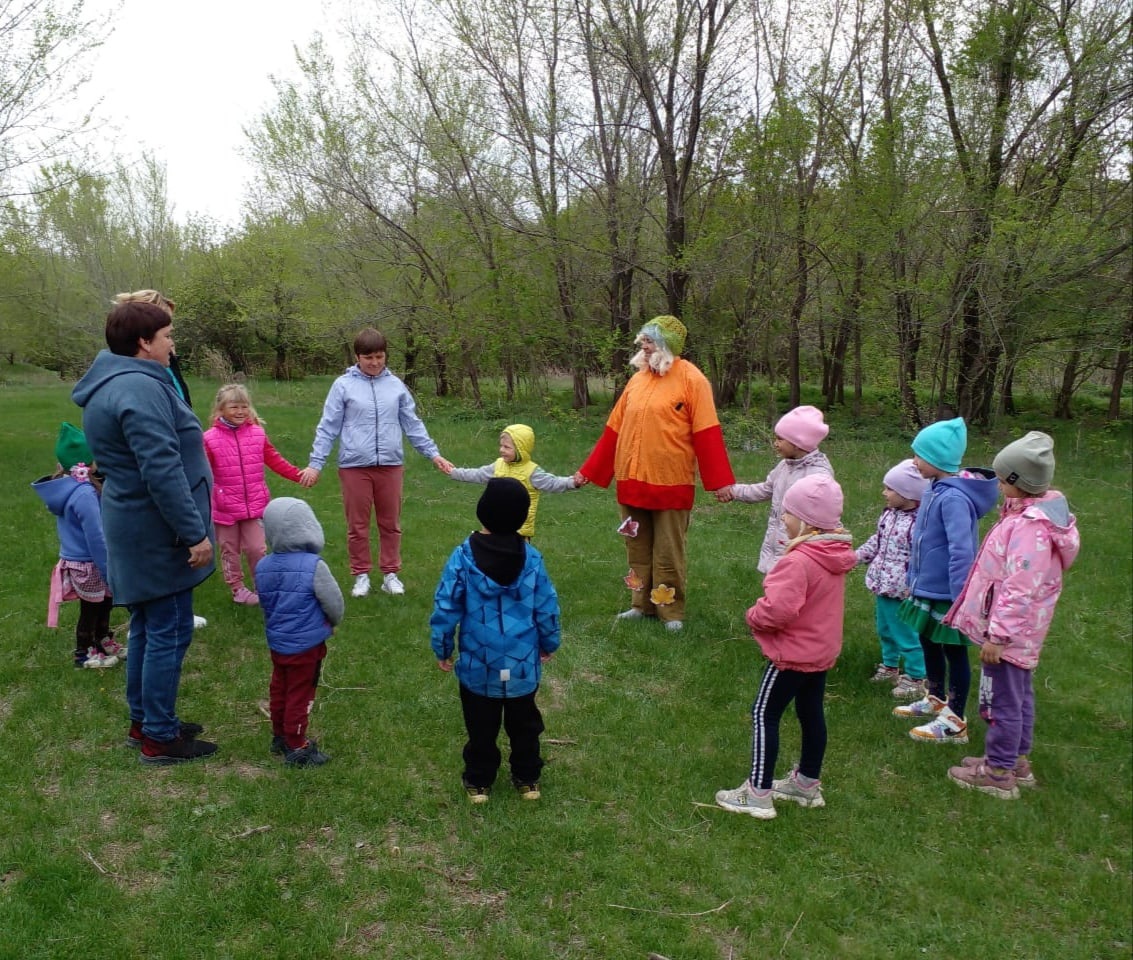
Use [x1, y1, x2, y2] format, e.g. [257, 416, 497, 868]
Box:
[639, 314, 687, 356]
[56, 422, 93, 472]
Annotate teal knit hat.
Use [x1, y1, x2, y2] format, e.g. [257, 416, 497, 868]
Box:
[911, 417, 967, 474]
[55, 422, 93, 472]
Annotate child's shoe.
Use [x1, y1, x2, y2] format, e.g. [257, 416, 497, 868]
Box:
[270, 735, 287, 755]
[75, 646, 118, 669]
[615, 608, 644, 620]
[139, 734, 218, 765]
[893, 694, 945, 719]
[127, 719, 204, 748]
[891, 674, 926, 700]
[771, 769, 826, 808]
[284, 739, 331, 767]
[960, 754, 1036, 788]
[463, 778, 491, 804]
[909, 706, 968, 743]
[947, 761, 1019, 799]
[232, 586, 259, 605]
[870, 664, 900, 683]
[193, 615, 208, 629]
[714, 781, 776, 819]
[514, 780, 541, 800]
[100, 637, 127, 660]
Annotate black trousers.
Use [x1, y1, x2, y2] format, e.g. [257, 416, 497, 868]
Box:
[459, 685, 545, 788]
[748, 663, 828, 789]
[76, 597, 114, 654]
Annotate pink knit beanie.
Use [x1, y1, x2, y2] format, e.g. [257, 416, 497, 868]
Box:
[775, 405, 829, 453]
[782, 474, 844, 531]
[883, 459, 929, 502]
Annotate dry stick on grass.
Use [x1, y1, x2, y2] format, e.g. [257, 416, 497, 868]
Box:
[81, 849, 116, 877]
[228, 825, 272, 840]
[780, 911, 804, 955]
[545, 738, 578, 745]
[607, 898, 732, 918]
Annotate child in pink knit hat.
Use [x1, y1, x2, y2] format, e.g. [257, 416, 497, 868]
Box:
[716, 405, 834, 573]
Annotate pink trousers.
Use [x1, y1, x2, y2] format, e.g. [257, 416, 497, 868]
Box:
[339, 466, 404, 575]
[215, 519, 266, 592]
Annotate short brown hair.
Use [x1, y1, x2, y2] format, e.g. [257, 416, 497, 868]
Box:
[105, 302, 172, 356]
[353, 328, 388, 356]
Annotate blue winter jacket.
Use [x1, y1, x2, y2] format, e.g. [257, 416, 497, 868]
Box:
[71, 350, 214, 606]
[31, 474, 109, 581]
[908, 468, 999, 602]
[308, 365, 439, 470]
[430, 539, 561, 698]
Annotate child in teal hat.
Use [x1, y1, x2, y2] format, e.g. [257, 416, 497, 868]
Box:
[892, 417, 998, 743]
[32, 423, 124, 668]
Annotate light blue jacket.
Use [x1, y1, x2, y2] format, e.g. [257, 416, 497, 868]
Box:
[308, 366, 439, 470]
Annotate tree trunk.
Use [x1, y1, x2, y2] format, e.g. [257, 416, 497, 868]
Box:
[1052, 345, 1080, 419]
[1108, 315, 1132, 420]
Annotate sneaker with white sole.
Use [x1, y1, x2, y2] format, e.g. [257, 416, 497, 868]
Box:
[870, 664, 900, 683]
[664, 620, 684, 632]
[351, 573, 371, 598]
[100, 637, 127, 660]
[616, 608, 644, 620]
[232, 586, 259, 605]
[381, 572, 405, 595]
[771, 769, 826, 808]
[910, 706, 969, 743]
[193, 615, 208, 630]
[960, 754, 1036, 788]
[892, 675, 926, 700]
[75, 646, 118, 669]
[947, 761, 1019, 799]
[714, 781, 776, 819]
[893, 694, 945, 719]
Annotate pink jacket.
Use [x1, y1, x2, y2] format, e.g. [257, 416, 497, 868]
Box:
[746, 534, 857, 672]
[945, 491, 1079, 670]
[203, 421, 302, 526]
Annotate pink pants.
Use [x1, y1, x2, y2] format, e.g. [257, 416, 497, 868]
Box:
[339, 465, 404, 576]
[215, 519, 266, 592]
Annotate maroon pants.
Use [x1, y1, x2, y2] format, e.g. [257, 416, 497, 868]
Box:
[269, 643, 327, 750]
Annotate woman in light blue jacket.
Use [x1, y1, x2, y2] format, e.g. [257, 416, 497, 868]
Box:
[300, 329, 452, 599]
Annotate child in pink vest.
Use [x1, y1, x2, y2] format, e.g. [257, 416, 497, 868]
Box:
[944, 432, 1079, 799]
[203, 384, 311, 605]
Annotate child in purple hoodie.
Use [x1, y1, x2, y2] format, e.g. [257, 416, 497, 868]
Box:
[892, 418, 999, 744]
[944, 432, 1079, 799]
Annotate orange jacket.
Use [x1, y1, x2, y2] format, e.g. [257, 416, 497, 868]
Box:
[580, 358, 734, 510]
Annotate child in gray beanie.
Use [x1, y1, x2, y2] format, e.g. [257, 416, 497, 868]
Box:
[943, 431, 1080, 799]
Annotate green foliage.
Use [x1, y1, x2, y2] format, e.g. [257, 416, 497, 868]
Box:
[1, 376, 1129, 957]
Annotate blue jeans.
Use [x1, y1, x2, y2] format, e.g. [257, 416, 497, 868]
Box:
[126, 590, 195, 741]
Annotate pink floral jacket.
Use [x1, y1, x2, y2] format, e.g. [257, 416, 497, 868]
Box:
[855, 507, 916, 599]
[945, 491, 1079, 670]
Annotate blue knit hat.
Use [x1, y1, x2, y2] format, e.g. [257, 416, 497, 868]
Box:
[911, 417, 967, 474]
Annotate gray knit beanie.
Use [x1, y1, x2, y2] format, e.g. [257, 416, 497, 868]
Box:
[992, 431, 1055, 494]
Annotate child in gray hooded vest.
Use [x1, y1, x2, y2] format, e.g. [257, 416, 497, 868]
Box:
[255, 497, 345, 767]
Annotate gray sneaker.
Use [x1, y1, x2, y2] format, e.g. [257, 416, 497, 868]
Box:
[771, 769, 826, 808]
[715, 781, 776, 819]
[892, 675, 927, 700]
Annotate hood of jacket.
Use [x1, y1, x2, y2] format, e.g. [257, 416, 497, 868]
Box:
[31, 474, 83, 517]
[1005, 490, 1080, 569]
[72, 349, 172, 407]
[503, 424, 535, 464]
[263, 497, 325, 554]
[935, 467, 1000, 518]
[788, 533, 858, 573]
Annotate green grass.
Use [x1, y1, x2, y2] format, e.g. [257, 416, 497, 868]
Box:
[0, 370, 1130, 959]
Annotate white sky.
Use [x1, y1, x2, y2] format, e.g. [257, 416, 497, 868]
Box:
[82, 0, 346, 226]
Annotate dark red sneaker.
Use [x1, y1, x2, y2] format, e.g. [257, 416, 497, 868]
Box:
[139, 734, 217, 765]
[127, 721, 204, 748]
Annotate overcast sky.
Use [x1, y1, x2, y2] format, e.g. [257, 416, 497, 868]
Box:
[82, 0, 346, 226]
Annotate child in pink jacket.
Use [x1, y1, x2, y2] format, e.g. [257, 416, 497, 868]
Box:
[718, 405, 834, 574]
[714, 474, 857, 820]
[203, 384, 310, 605]
[943, 432, 1078, 800]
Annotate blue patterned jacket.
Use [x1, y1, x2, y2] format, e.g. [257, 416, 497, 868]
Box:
[430, 539, 561, 698]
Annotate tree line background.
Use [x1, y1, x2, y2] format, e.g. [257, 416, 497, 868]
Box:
[0, 0, 1129, 426]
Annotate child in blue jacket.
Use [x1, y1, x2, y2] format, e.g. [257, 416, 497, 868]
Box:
[430, 478, 561, 803]
[893, 418, 998, 743]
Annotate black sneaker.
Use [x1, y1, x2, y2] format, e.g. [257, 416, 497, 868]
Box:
[284, 740, 330, 767]
[127, 720, 204, 748]
[513, 780, 541, 801]
[139, 734, 218, 765]
[270, 735, 287, 755]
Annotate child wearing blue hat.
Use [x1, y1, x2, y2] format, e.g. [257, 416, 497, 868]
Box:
[892, 418, 998, 743]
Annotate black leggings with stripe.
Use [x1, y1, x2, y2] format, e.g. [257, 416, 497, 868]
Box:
[748, 663, 828, 789]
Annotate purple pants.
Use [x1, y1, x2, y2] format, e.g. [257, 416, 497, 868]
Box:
[978, 659, 1034, 771]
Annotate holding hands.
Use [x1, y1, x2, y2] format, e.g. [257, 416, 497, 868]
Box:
[572, 471, 590, 488]
[713, 485, 735, 503]
[433, 455, 454, 474]
[298, 466, 321, 488]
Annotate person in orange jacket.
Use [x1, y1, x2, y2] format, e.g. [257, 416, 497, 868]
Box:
[576, 315, 734, 631]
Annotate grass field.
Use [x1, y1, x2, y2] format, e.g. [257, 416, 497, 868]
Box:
[0, 367, 1129, 959]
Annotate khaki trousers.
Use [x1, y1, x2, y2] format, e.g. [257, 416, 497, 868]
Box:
[619, 504, 690, 622]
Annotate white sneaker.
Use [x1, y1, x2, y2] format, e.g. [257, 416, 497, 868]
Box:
[192, 615, 208, 630]
[351, 573, 371, 598]
[616, 608, 644, 620]
[664, 620, 684, 632]
[381, 572, 405, 595]
[715, 781, 776, 819]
